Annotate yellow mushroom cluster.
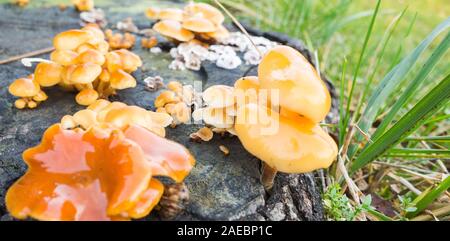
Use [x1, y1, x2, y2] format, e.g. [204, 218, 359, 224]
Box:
[154, 81, 197, 127]
[192, 85, 236, 136]
[61, 99, 173, 138]
[147, 2, 229, 43]
[8, 24, 143, 109]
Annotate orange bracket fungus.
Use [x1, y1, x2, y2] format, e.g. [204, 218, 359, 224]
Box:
[233, 45, 338, 190]
[149, 2, 229, 44]
[8, 24, 142, 109]
[6, 100, 195, 221]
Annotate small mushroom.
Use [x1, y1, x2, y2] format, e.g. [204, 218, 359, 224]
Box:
[146, 7, 184, 22]
[193, 107, 234, 129]
[75, 49, 106, 65]
[8, 75, 42, 109]
[109, 69, 137, 90]
[154, 90, 180, 108]
[53, 29, 94, 51]
[153, 19, 195, 42]
[50, 50, 79, 66]
[76, 88, 99, 106]
[182, 16, 217, 33]
[190, 127, 213, 142]
[141, 36, 158, 49]
[202, 85, 235, 108]
[183, 2, 224, 26]
[66, 63, 102, 85]
[206, 25, 230, 41]
[219, 145, 230, 155]
[33, 62, 63, 87]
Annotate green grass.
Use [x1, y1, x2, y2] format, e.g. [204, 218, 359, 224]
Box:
[213, 0, 450, 221]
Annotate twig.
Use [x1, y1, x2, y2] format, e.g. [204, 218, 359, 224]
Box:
[213, 0, 263, 57]
[0, 47, 54, 65]
[387, 173, 421, 195]
[412, 205, 450, 221]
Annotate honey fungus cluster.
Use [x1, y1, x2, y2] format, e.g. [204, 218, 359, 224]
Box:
[8, 24, 142, 109]
[148, 2, 229, 44]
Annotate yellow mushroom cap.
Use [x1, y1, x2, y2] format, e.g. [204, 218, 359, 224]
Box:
[76, 88, 99, 106]
[87, 99, 111, 112]
[202, 85, 235, 108]
[258, 45, 331, 123]
[8, 75, 40, 97]
[105, 51, 122, 73]
[73, 0, 94, 12]
[53, 29, 94, 51]
[235, 103, 337, 173]
[76, 49, 106, 65]
[81, 24, 105, 44]
[109, 69, 137, 90]
[113, 49, 143, 73]
[184, 2, 225, 25]
[67, 63, 102, 84]
[182, 16, 217, 33]
[206, 25, 230, 40]
[50, 50, 79, 66]
[34, 62, 63, 87]
[146, 7, 184, 21]
[96, 101, 127, 122]
[73, 109, 98, 129]
[153, 20, 194, 42]
[103, 106, 154, 130]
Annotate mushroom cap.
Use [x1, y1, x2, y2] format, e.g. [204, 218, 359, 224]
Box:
[206, 24, 230, 40]
[153, 20, 194, 42]
[145, 7, 160, 19]
[50, 50, 79, 66]
[75, 49, 106, 65]
[183, 2, 225, 25]
[109, 69, 137, 90]
[5, 124, 161, 220]
[76, 88, 99, 106]
[67, 63, 102, 84]
[73, 109, 98, 129]
[202, 85, 235, 108]
[105, 51, 122, 73]
[154, 90, 180, 108]
[87, 99, 111, 112]
[53, 29, 94, 51]
[34, 62, 63, 87]
[104, 106, 154, 130]
[147, 111, 173, 128]
[234, 103, 337, 173]
[258, 45, 331, 123]
[81, 24, 105, 44]
[191, 127, 213, 141]
[159, 8, 184, 21]
[8, 75, 40, 97]
[113, 49, 143, 73]
[182, 16, 217, 33]
[192, 107, 234, 129]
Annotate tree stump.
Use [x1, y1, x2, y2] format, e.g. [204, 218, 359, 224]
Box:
[0, 1, 337, 221]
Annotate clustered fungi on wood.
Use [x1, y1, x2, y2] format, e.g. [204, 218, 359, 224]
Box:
[105, 29, 137, 50]
[154, 80, 200, 128]
[148, 2, 229, 44]
[8, 24, 142, 109]
[193, 46, 338, 191]
[6, 100, 195, 221]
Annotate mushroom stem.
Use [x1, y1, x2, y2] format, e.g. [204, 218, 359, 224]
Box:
[157, 182, 189, 220]
[102, 85, 116, 98]
[74, 84, 85, 91]
[261, 162, 278, 191]
[84, 83, 94, 89]
[96, 81, 106, 97]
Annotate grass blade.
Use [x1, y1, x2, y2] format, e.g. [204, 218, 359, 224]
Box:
[348, 17, 450, 159]
[351, 73, 450, 172]
[407, 176, 450, 218]
[371, 32, 450, 140]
